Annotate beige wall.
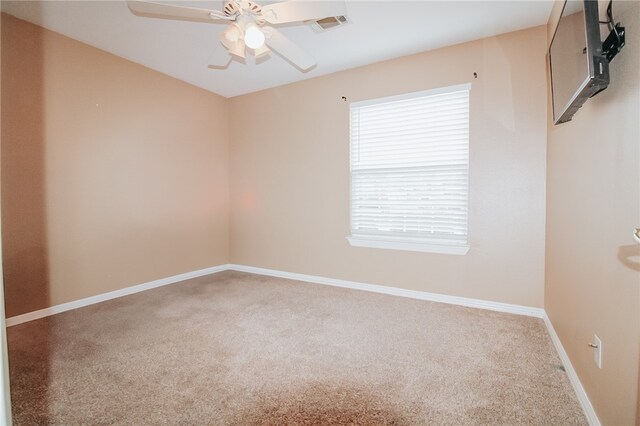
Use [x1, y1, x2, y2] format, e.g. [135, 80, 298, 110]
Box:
[229, 26, 548, 308]
[0, 12, 14, 424]
[545, 1, 640, 424]
[1, 14, 230, 318]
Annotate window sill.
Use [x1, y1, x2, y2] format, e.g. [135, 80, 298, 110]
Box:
[347, 235, 470, 255]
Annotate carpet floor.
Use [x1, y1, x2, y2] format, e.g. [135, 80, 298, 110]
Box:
[8, 271, 586, 425]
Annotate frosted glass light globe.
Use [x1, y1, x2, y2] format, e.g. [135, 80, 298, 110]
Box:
[244, 25, 265, 49]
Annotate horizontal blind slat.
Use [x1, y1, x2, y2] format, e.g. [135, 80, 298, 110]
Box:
[352, 121, 468, 137]
[353, 109, 469, 126]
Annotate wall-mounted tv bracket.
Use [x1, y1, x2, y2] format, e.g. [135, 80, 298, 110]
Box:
[602, 23, 625, 62]
[590, 0, 624, 98]
[601, 0, 625, 62]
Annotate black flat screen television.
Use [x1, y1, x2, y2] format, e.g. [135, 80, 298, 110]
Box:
[549, 0, 609, 124]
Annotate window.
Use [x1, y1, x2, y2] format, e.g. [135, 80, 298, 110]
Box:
[348, 83, 470, 255]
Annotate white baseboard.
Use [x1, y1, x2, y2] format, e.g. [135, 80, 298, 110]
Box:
[228, 264, 545, 318]
[5, 264, 231, 327]
[6, 263, 545, 326]
[543, 313, 600, 426]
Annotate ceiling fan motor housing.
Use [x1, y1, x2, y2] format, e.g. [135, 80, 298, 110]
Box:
[223, 0, 262, 17]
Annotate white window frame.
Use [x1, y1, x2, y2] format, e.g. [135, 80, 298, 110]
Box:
[347, 83, 471, 255]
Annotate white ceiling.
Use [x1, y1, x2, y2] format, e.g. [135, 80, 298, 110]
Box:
[1, 1, 553, 98]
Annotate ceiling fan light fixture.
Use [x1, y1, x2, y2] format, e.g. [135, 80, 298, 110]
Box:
[253, 44, 270, 58]
[224, 26, 240, 42]
[244, 24, 265, 49]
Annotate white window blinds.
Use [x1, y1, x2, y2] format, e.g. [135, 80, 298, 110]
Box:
[349, 83, 470, 253]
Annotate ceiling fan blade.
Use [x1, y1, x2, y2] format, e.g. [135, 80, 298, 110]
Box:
[208, 42, 232, 69]
[262, 1, 346, 25]
[263, 26, 315, 71]
[127, 1, 230, 24]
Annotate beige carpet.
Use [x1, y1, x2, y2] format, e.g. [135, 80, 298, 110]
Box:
[8, 271, 586, 425]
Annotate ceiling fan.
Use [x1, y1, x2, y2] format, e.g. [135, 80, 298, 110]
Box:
[127, 0, 347, 71]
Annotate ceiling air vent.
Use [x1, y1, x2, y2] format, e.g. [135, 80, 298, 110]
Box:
[309, 15, 351, 33]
